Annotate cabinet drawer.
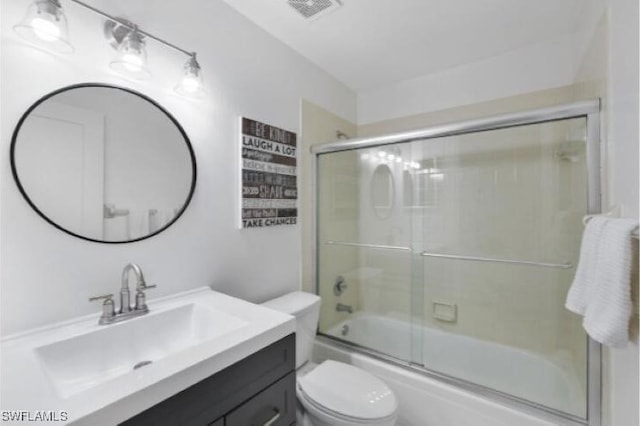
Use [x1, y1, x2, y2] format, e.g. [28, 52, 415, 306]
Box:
[226, 372, 296, 426]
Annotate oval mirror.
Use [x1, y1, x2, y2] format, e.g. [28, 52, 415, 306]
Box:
[371, 164, 394, 219]
[11, 84, 196, 243]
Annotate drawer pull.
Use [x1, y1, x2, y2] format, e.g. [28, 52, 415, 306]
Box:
[263, 408, 280, 426]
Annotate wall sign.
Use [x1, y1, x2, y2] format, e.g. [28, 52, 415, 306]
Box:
[241, 117, 297, 228]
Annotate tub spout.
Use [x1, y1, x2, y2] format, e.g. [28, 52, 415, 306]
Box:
[336, 303, 353, 314]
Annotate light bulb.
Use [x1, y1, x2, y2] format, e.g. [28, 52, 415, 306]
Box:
[175, 54, 205, 98]
[121, 53, 143, 72]
[31, 17, 60, 41]
[180, 75, 201, 93]
[13, 0, 73, 53]
[109, 29, 151, 80]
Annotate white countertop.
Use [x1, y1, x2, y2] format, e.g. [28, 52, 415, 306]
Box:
[0, 287, 295, 425]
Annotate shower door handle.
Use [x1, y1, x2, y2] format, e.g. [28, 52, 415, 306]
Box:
[420, 252, 573, 269]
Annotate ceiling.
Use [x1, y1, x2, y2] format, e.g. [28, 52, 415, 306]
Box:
[76, 0, 589, 92]
[222, 0, 588, 90]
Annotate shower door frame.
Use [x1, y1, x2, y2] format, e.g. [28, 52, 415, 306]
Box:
[311, 100, 602, 426]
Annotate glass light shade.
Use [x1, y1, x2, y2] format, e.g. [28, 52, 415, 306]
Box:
[109, 31, 151, 80]
[175, 55, 205, 98]
[13, 0, 74, 53]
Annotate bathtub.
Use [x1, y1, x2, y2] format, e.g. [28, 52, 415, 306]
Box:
[315, 313, 584, 426]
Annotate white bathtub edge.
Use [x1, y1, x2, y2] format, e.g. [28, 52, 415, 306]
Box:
[312, 337, 580, 426]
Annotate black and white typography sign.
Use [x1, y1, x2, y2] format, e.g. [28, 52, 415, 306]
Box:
[241, 117, 297, 228]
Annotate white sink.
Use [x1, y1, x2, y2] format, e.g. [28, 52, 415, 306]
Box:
[1, 287, 295, 425]
[35, 302, 248, 398]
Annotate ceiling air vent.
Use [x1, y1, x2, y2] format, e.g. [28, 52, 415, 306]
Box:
[287, 0, 342, 21]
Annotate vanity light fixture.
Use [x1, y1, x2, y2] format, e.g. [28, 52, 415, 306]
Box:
[14, 0, 206, 98]
[174, 53, 205, 97]
[107, 23, 151, 80]
[13, 0, 74, 53]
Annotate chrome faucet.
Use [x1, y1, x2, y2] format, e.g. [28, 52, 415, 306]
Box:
[336, 303, 353, 314]
[89, 263, 157, 325]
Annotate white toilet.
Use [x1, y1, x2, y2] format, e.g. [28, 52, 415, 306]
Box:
[262, 292, 398, 426]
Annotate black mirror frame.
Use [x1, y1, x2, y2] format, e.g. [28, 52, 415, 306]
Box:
[10, 83, 197, 244]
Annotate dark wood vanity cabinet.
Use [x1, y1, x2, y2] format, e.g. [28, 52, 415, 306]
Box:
[120, 334, 296, 426]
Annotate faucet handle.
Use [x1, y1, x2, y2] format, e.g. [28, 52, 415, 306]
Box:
[89, 293, 114, 303]
[89, 294, 116, 324]
[134, 283, 156, 311]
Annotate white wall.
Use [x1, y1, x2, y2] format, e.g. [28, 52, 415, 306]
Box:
[602, 0, 639, 424]
[0, 0, 356, 335]
[357, 34, 578, 125]
[607, 0, 639, 217]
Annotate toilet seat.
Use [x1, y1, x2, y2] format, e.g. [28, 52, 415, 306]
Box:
[298, 386, 397, 425]
[297, 360, 397, 424]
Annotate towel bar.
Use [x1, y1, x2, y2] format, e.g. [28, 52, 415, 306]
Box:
[583, 212, 639, 239]
[103, 203, 130, 219]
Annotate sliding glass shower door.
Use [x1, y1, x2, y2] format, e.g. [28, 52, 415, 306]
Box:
[315, 103, 599, 423]
[409, 117, 589, 418]
[316, 146, 416, 363]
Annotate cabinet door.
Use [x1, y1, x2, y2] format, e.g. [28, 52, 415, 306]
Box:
[121, 334, 295, 426]
[226, 372, 296, 426]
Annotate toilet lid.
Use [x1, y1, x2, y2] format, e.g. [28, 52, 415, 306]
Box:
[298, 360, 397, 420]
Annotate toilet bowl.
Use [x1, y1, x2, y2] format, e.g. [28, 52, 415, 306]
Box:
[261, 292, 398, 426]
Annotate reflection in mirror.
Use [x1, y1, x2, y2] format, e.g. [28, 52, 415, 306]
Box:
[11, 84, 196, 243]
[414, 158, 443, 208]
[402, 170, 414, 208]
[371, 164, 394, 219]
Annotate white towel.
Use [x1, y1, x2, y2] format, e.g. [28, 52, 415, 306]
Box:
[566, 217, 608, 313]
[566, 217, 638, 347]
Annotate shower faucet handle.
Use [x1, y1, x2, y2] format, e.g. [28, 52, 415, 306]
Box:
[334, 275, 347, 296]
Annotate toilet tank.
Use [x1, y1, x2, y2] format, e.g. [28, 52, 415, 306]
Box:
[261, 292, 320, 369]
